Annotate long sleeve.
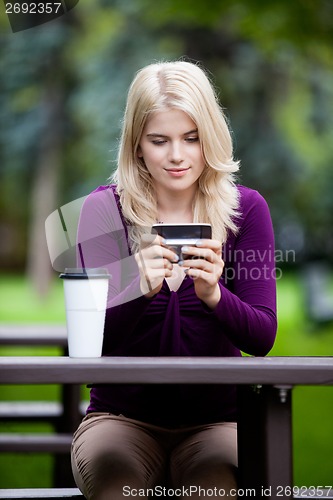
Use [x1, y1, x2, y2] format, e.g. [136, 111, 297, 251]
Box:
[77, 186, 153, 345]
[84, 185, 277, 424]
[211, 187, 277, 356]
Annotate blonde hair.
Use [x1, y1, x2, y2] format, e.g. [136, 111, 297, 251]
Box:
[111, 60, 240, 251]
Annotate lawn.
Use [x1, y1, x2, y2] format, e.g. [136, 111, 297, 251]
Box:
[0, 271, 333, 487]
[271, 270, 333, 486]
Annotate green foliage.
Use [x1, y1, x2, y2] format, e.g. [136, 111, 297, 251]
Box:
[1, 0, 333, 268]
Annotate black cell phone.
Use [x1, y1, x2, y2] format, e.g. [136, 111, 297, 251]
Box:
[152, 223, 212, 259]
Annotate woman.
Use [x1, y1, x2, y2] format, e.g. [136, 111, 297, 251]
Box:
[71, 60, 277, 499]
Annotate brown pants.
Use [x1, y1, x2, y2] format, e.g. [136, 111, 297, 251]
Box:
[71, 412, 238, 500]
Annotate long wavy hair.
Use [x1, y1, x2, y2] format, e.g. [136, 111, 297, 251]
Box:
[111, 60, 240, 252]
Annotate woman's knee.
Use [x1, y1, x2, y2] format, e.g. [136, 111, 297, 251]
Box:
[71, 414, 166, 499]
[169, 422, 238, 492]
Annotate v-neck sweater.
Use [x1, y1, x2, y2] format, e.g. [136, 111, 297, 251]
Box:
[77, 184, 277, 427]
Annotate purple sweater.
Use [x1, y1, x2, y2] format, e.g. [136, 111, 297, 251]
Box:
[77, 184, 277, 427]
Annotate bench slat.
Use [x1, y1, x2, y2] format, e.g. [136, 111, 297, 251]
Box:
[0, 434, 73, 453]
[0, 489, 83, 499]
[0, 324, 67, 346]
[0, 403, 62, 421]
[0, 402, 88, 421]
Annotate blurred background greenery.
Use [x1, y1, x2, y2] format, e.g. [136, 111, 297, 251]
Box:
[0, 0, 332, 489]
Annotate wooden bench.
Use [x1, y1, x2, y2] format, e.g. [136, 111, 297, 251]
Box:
[0, 401, 85, 484]
[0, 433, 73, 453]
[0, 325, 84, 487]
[0, 489, 83, 499]
[0, 402, 87, 423]
[0, 324, 67, 347]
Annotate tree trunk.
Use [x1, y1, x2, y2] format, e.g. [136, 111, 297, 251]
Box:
[26, 81, 63, 297]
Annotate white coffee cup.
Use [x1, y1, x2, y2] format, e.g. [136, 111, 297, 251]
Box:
[59, 268, 110, 358]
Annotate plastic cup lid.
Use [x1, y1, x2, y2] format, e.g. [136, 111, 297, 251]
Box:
[59, 268, 111, 279]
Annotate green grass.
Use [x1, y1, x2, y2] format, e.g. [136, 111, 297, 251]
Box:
[0, 271, 333, 487]
[272, 271, 333, 356]
[0, 274, 71, 487]
[0, 423, 55, 488]
[0, 274, 66, 323]
[272, 271, 333, 485]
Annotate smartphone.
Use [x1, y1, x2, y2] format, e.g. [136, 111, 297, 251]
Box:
[152, 223, 212, 259]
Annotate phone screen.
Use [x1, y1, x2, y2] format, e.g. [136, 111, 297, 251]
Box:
[152, 223, 212, 242]
[151, 224, 212, 259]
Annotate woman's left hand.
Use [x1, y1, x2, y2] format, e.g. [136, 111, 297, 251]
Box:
[179, 239, 224, 309]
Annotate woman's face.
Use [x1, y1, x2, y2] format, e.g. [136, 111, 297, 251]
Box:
[138, 109, 205, 196]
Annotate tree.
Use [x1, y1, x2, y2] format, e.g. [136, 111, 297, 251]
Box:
[0, 17, 77, 293]
[1, 0, 332, 294]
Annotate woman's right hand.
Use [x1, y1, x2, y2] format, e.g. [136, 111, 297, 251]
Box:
[135, 234, 179, 297]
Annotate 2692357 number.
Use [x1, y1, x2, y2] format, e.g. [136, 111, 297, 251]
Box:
[276, 486, 332, 497]
[5, 3, 62, 15]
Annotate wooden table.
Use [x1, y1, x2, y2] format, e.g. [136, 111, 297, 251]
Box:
[0, 355, 332, 385]
[1, 356, 333, 499]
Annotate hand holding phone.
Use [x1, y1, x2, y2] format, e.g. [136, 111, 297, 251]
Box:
[151, 223, 212, 260]
[151, 223, 223, 308]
